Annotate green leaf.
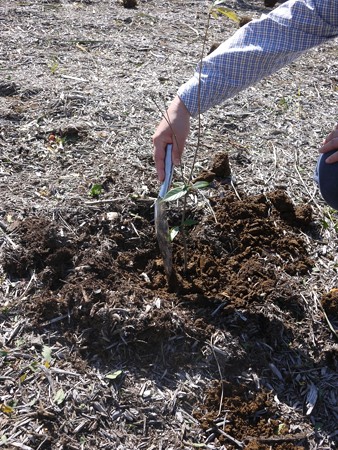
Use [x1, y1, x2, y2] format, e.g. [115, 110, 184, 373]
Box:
[162, 186, 188, 202]
[172, 181, 185, 188]
[275, 423, 287, 435]
[182, 219, 199, 227]
[89, 183, 103, 197]
[54, 388, 65, 405]
[106, 370, 123, 380]
[1, 404, 14, 415]
[169, 226, 180, 242]
[19, 373, 27, 383]
[29, 361, 39, 372]
[192, 181, 210, 190]
[42, 345, 52, 364]
[321, 219, 329, 229]
[210, 10, 219, 20]
[314, 422, 323, 431]
[214, 6, 240, 23]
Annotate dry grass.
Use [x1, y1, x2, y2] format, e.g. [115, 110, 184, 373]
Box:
[1, 1, 338, 449]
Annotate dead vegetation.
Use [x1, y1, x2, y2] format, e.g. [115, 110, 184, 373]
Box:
[1, 1, 338, 449]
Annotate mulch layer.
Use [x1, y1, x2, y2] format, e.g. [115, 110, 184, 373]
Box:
[1, 1, 338, 449]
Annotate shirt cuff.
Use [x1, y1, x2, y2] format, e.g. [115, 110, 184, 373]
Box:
[177, 77, 201, 118]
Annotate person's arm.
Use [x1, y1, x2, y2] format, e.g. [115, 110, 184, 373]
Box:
[178, 0, 338, 116]
[153, 0, 338, 180]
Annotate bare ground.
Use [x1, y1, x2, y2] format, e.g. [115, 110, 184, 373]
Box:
[0, 1, 338, 449]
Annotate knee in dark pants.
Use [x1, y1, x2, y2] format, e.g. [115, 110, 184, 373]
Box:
[314, 150, 338, 210]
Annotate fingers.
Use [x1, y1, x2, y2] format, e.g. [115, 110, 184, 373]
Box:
[153, 134, 168, 182]
[319, 123, 338, 163]
[320, 137, 338, 155]
[323, 149, 338, 164]
[171, 139, 182, 167]
[152, 116, 174, 181]
[153, 135, 182, 182]
[152, 96, 191, 181]
[322, 123, 338, 144]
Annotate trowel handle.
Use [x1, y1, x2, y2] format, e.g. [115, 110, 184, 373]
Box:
[159, 144, 173, 198]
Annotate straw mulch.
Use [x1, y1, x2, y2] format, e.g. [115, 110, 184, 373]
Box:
[1, 1, 337, 449]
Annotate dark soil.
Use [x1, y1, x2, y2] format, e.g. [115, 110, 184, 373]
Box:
[1, 1, 337, 449]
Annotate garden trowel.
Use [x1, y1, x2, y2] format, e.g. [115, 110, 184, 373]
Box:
[155, 144, 173, 281]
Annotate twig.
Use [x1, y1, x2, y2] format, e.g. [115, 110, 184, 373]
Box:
[294, 157, 321, 210]
[182, 194, 188, 273]
[211, 301, 227, 316]
[182, 22, 200, 37]
[10, 444, 34, 450]
[19, 271, 36, 299]
[188, 6, 212, 184]
[5, 319, 26, 345]
[60, 74, 89, 82]
[0, 228, 19, 249]
[130, 221, 140, 237]
[50, 367, 83, 378]
[84, 196, 128, 205]
[40, 313, 70, 327]
[321, 307, 338, 341]
[231, 179, 242, 201]
[182, 442, 206, 448]
[216, 428, 244, 448]
[245, 432, 311, 443]
[264, 142, 278, 184]
[209, 334, 225, 417]
[199, 190, 218, 223]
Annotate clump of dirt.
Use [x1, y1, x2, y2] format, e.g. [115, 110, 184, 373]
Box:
[3, 217, 73, 282]
[239, 16, 253, 27]
[194, 380, 309, 449]
[321, 288, 338, 316]
[265, 0, 279, 7]
[211, 152, 232, 177]
[268, 190, 313, 227]
[0, 81, 19, 96]
[193, 151, 231, 182]
[122, 0, 137, 8]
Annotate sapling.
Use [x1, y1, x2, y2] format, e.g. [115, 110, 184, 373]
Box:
[157, 1, 239, 273]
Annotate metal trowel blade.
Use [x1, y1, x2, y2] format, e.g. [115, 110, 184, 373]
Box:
[154, 144, 173, 280]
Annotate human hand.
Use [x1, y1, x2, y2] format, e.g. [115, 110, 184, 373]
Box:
[152, 96, 191, 181]
[319, 123, 338, 163]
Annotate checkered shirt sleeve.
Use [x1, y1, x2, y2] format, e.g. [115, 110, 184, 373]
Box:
[177, 0, 338, 117]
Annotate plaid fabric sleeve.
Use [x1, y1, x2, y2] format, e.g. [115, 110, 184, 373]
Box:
[178, 0, 338, 117]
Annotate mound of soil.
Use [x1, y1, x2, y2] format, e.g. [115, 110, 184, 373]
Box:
[1, 175, 334, 449]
